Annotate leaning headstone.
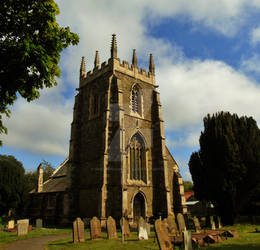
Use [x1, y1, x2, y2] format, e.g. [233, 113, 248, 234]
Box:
[177, 213, 186, 232]
[138, 217, 148, 240]
[90, 217, 101, 240]
[7, 220, 15, 229]
[210, 216, 216, 230]
[107, 216, 117, 239]
[36, 218, 43, 228]
[200, 217, 207, 228]
[146, 222, 151, 235]
[217, 216, 222, 228]
[167, 215, 178, 235]
[17, 219, 29, 236]
[120, 217, 130, 237]
[163, 218, 169, 232]
[193, 217, 201, 233]
[73, 217, 85, 243]
[183, 230, 193, 250]
[155, 219, 173, 250]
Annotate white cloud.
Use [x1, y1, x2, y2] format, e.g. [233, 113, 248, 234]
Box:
[251, 26, 260, 45]
[166, 131, 201, 148]
[54, 0, 260, 87]
[173, 157, 192, 181]
[2, 0, 260, 165]
[158, 59, 260, 133]
[241, 54, 260, 74]
[2, 84, 73, 156]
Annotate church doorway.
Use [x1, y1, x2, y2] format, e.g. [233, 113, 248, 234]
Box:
[133, 192, 145, 222]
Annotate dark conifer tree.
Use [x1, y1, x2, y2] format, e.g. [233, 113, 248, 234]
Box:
[189, 112, 260, 225]
[0, 155, 25, 217]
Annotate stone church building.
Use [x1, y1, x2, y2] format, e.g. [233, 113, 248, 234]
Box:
[29, 35, 186, 225]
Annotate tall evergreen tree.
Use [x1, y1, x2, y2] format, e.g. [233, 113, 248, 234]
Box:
[189, 112, 260, 225]
[0, 155, 25, 217]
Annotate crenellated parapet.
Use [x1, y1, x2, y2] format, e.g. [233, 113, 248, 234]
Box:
[79, 34, 155, 88]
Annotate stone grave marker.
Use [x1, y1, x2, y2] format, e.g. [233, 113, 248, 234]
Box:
[210, 216, 216, 230]
[177, 213, 186, 232]
[193, 217, 201, 233]
[167, 215, 178, 235]
[107, 216, 117, 239]
[7, 220, 15, 229]
[163, 218, 169, 232]
[183, 230, 192, 250]
[217, 216, 222, 228]
[17, 219, 29, 236]
[200, 217, 207, 228]
[120, 217, 130, 237]
[36, 218, 43, 228]
[90, 217, 102, 240]
[146, 222, 151, 235]
[155, 219, 173, 250]
[73, 217, 85, 243]
[138, 217, 148, 240]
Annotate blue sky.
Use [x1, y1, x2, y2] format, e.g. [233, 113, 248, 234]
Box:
[2, 0, 260, 181]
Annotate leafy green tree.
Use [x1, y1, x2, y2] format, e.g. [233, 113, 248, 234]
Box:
[183, 181, 194, 191]
[189, 112, 260, 225]
[0, 155, 25, 217]
[41, 160, 55, 182]
[0, 0, 79, 145]
[23, 160, 55, 193]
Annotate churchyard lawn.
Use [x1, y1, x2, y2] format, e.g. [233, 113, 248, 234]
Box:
[48, 224, 260, 250]
[203, 224, 260, 250]
[48, 231, 160, 250]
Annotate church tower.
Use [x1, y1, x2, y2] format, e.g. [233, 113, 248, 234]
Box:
[69, 35, 186, 224]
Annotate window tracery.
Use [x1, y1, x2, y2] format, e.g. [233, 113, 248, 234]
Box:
[129, 134, 146, 182]
[131, 85, 142, 115]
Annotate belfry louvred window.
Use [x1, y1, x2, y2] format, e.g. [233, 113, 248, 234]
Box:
[93, 95, 99, 115]
[131, 85, 141, 114]
[130, 133, 146, 182]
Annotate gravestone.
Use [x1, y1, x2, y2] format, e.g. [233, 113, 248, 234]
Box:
[146, 222, 151, 235]
[183, 230, 193, 250]
[167, 215, 178, 235]
[73, 217, 85, 243]
[217, 216, 222, 228]
[155, 219, 173, 250]
[36, 218, 43, 228]
[17, 219, 29, 236]
[138, 217, 148, 240]
[193, 217, 201, 233]
[90, 217, 102, 240]
[7, 220, 15, 229]
[210, 216, 216, 230]
[177, 213, 186, 232]
[120, 217, 130, 237]
[107, 216, 117, 239]
[200, 217, 207, 228]
[163, 218, 169, 233]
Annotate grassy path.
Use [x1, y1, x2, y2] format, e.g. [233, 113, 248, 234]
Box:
[3, 233, 71, 250]
[0, 228, 71, 250]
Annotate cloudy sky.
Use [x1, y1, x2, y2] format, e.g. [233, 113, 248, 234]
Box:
[2, 0, 260, 181]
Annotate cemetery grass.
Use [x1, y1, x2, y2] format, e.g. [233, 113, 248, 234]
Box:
[203, 224, 260, 250]
[0, 227, 71, 249]
[47, 224, 260, 250]
[48, 231, 161, 250]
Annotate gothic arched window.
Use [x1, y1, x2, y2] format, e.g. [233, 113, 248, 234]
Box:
[131, 85, 142, 115]
[129, 133, 146, 182]
[93, 94, 99, 115]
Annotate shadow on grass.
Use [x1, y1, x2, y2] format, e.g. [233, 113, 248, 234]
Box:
[205, 244, 260, 250]
[49, 242, 73, 246]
